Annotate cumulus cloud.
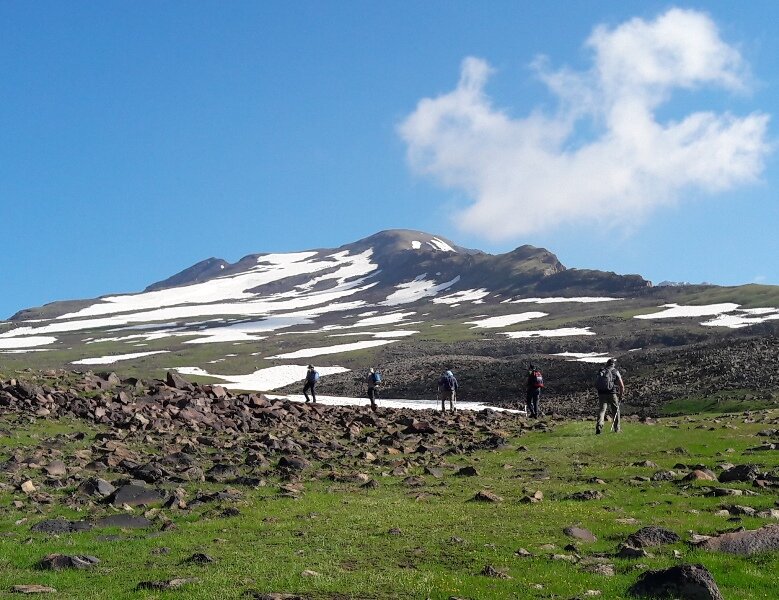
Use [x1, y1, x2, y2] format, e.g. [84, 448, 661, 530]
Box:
[398, 8, 771, 240]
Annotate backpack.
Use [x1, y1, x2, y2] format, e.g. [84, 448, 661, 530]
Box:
[440, 373, 456, 391]
[595, 367, 614, 393]
[529, 369, 544, 388]
[309, 370, 320, 384]
[371, 371, 382, 384]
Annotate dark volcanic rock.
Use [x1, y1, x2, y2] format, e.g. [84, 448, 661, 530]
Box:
[626, 526, 681, 548]
[719, 464, 761, 483]
[696, 524, 779, 556]
[38, 554, 100, 570]
[77, 477, 116, 498]
[109, 484, 164, 507]
[628, 564, 723, 599]
[92, 514, 152, 529]
[31, 518, 92, 535]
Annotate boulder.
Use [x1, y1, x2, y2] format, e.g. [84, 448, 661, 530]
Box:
[38, 554, 100, 570]
[628, 564, 723, 600]
[625, 526, 680, 548]
[564, 526, 597, 542]
[31, 518, 92, 535]
[696, 524, 779, 556]
[719, 464, 761, 483]
[108, 484, 164, 507]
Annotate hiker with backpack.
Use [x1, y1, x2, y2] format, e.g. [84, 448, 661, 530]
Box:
[437, 370, 458, 412]
[595, 358, 624, 434]
[303, 364, 320, 403]
[526, 363, 544, 418]
[366, 367, 382, 411]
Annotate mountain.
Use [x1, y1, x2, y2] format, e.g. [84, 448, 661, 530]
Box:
[2, 229, 779, 412]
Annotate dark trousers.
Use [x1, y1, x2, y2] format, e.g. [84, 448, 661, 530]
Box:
[526, 388, 541, 417]
[303, 382, 316, 403]
[367, 386, 376, 410]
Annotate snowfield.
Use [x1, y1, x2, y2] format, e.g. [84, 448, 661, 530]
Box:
[505, 297, 620, 304]
[174, 364, 350, 391]
[0, 335, 57, 349]
[503, 327, 595, 338]
[72, 351, 170, 365]
[266, 339, 397, 360]
[275, 394, 522, 413]
[634, 303, 740, 319]
[382, 275, 461, 306]
[552, 351, 613, 363]
[465, 312, 547, 329]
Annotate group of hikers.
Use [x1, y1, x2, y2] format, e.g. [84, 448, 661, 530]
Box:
[302, 358, 625, 434]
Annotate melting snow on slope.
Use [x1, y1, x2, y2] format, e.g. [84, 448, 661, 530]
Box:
[503, 327, 595, 338]
[411, 240, 422, 250]
[72, 351, 170, 365]
[552, 352, 613, 363]
[0, 336, 57, 349]
[329, 330, 418, 339]
[354, 312, 416, 327]
[426, 237, 456, 252]
[634, 303, 740, 319]
[174, 364, 349, 391]
[465, 313, 547, 328]
[276, 394, 522, 413]
[433, 289, 489, 305]
[266, 339, 397, 360]
[702, 312, 779, 329]
[505, 296, 620, 304]
[382, 275, 460, 306]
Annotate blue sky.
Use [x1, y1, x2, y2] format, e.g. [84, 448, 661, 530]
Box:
[1, 1, 777, 319]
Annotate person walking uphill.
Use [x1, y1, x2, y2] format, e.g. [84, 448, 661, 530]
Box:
[595, 358, 624, 434]
[437, 370, 458, 412]
[366, 367, 381, 411]
[526, 363, 544, 418]
[303, 365, 319, 403]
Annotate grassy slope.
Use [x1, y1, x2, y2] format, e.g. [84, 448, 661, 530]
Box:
[1, 410, 778, 599]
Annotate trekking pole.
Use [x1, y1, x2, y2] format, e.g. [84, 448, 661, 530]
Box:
[611, 394, 622, 432]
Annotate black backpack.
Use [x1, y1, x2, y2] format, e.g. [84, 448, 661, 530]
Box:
[595, 367, 614, 393]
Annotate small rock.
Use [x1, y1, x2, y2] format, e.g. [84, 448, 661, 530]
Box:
[10, 585, 57, 594]
[20, 481, 36, 495]
[300, 570, 320, 577]
[480, 564, 511, 579]
[471, 490, 503, 503]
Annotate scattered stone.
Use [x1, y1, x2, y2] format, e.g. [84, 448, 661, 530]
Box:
[480, 565, 511, 579]
[719, 464, 761, 483]
[683, 469, 717, 482]
[30, 518, 92, 535]
[37, 554, 100, 570]
[625, 526, 680, 548]
[185, 552, 214, 564]
[455, 466, 479, 477]
[20, 481, 36, 495]
[628, 564, 723, 600]
[471, 490, 503, 503]
[567, 490, 603, 501]
[696, 524, 779, 555]
[43, 461, 66, 478]
[584, 563, 615, 577]
[10, 585, 57, 594]
[520, 490, 543, 503]
[136, 577, 198, 591]
[109, 484, 163, 508]
[616, 544, 651, 559]
[514, 548, 532, 557]
[92, 514, 152, 529]
[77, 477, 116, 498]
[300, 570, 320, 577]
[564, 526, 597, 542]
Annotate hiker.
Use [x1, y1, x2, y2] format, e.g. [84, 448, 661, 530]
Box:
[526, 363, 544, 418]
[595, 358, 624, 434]
[303, 364, 319, 403]
[437, 370, 458, 412]
[366, 367, 381, 411]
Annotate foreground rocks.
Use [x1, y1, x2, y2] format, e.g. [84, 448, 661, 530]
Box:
[629, 564, 723, 600]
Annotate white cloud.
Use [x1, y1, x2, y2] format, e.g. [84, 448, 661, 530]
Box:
[398, 8, 771, 240]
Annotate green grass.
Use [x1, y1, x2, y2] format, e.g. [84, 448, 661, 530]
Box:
[660, 390, 779, 415]
[1, 411, 778, 598]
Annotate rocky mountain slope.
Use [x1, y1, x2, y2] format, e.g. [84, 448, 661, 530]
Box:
[2, 229, 779, 412]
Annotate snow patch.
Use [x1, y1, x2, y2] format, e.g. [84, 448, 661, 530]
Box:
[266, 339, 397, 360]
[634, 303, 740, 319]
[503, 327, 595, 338]
[382, 275, 460, 306]
[505, 297, 620, 304]
[411, 240, 422, 250]
[466, 312, 547, 329]
[72, 351, 170, 365]
[173, 364, 349, 391]
[433, 288, 489, 305]
[329, 330, 419, 339]
[552, 351, 612, 363]
[0, 336, 57, 349]
[426, 237, 456, 252]
[271, 394, 522, 413]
